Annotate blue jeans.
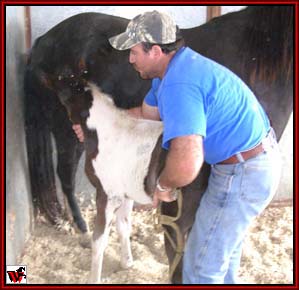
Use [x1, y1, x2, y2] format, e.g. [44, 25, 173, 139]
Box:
[183, 130, 281, 284]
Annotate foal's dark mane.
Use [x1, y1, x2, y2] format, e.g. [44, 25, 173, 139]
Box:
[240, 6, 293, 85]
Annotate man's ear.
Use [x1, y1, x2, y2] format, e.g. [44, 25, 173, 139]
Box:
[151, 45, 163, 58]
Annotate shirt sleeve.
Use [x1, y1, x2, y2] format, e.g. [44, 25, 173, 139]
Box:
[161, 83, 207, 149]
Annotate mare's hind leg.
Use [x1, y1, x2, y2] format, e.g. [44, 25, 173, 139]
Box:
[116, 198, 134, 269]
[52, 124, 87, 232]
[163, 164, 210, 283]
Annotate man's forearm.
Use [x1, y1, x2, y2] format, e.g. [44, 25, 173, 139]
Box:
[127, 101, 161, 121]
[158, 135, 204, 189]
[127, 106, 143, 118]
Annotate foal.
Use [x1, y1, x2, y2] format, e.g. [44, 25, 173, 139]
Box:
[85, 83, 163, 283]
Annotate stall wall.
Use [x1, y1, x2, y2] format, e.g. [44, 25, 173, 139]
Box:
[6, 6, 33, 265]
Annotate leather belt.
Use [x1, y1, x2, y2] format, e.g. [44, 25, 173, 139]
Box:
[218, 142, 265, 164]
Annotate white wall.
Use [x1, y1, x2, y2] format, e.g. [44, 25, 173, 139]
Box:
[221, 6, 246, 14]
[6, 6, 33, 265]
[30, 6, 249, 43]
[276, 114, 293, 204]
[31, 6, 208, 43]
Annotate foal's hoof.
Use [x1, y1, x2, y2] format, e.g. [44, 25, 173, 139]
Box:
[120, 256, 133, 269]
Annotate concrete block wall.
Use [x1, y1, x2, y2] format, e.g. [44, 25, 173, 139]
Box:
[6, 6, 33, 265]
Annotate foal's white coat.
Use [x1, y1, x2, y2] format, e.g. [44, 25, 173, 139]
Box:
[86, 84, 163, 283]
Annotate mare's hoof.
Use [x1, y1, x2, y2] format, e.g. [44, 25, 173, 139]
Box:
[78, 232, 92, 248]
[75, 218, 88, 233]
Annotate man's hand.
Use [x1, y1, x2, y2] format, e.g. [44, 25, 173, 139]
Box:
[72, 124, 85, 142]
[152, 188, 177, 208]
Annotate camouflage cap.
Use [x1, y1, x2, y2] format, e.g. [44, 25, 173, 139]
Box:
[109, 10, 177, 50]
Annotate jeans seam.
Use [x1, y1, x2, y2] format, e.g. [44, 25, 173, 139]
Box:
[194, 174, 234, 278]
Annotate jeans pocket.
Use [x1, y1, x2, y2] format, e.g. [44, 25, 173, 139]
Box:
[240, 164, 273, 203]
[208, 166, 234, 207]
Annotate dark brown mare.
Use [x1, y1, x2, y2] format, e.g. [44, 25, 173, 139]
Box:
[24, 6, 293, 283]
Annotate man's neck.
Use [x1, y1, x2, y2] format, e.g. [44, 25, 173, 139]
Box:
[158, 51, 177, 79]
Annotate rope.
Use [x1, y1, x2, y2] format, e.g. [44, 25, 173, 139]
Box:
[153, 190, 184, 282]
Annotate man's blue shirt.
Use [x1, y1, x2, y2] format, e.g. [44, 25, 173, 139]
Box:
[145, 47, 270, 164]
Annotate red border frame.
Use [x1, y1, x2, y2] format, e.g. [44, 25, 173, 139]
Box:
[1, 0, 4, 288]
[1, 1, 298, 289]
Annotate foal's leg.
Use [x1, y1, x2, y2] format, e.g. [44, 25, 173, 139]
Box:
[116, 198, 134, 269]
[89, 194, 122, 283]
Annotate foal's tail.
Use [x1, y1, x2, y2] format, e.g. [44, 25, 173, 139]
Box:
[24, 63, 63, 224]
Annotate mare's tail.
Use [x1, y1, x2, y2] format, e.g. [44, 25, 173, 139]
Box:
[24, 62, 63, 224]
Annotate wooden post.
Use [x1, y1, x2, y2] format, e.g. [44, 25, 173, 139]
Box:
[24, 6, 31, 52]
[207, 6, 221, 22]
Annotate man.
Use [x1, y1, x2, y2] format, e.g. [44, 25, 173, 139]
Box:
[73, 10, 281, 284]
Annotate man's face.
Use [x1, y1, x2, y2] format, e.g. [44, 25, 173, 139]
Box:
[129, 44, 158, 79]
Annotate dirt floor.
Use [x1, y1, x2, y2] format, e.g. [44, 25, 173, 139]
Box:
[18, 194, 293, 284]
